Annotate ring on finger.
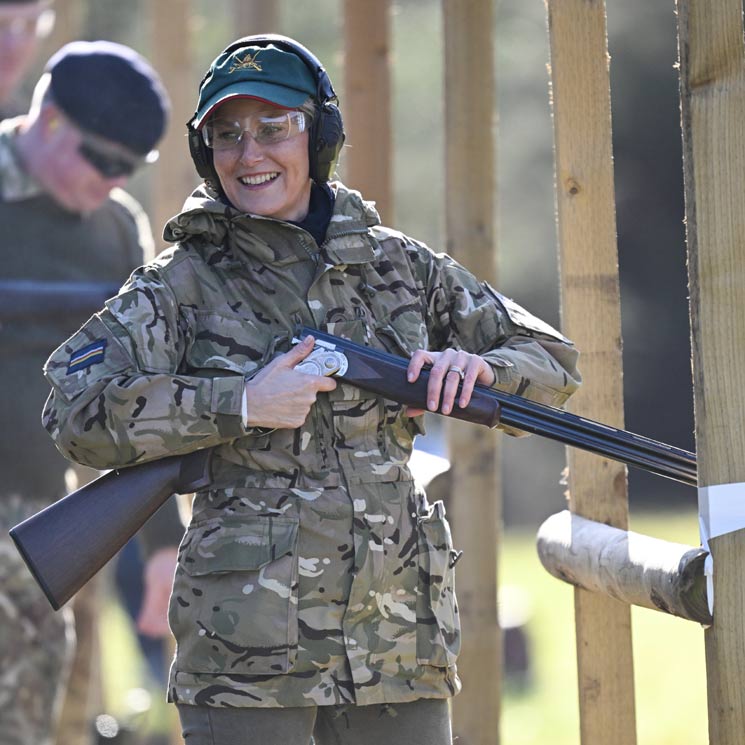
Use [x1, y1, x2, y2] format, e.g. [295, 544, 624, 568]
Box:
[448, 365, 465, 380]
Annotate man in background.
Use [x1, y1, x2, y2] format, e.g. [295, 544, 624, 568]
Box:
[0, 0, 54, 117]
[0, 40, 175, 745]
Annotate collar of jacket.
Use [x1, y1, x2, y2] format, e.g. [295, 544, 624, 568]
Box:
[164, 181, 381, 268]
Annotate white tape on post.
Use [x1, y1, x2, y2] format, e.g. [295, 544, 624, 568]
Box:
[698, 482, 745, 615]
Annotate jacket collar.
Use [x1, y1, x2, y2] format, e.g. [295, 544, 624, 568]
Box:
[164, 181, 381, 268]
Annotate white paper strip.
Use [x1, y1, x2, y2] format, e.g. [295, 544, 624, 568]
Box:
[698, 482, 745, 615]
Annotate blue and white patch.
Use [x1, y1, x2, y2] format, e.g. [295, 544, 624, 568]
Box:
[67, 339, 107, 374]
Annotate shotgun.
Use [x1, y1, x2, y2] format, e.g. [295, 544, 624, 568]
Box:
[10, 326, 697, 610]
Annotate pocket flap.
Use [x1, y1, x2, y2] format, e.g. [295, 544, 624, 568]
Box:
[184, 516, 299, 576]
[184, 310, 272, 375]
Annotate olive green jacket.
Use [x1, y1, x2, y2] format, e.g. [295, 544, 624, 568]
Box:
[43, 182, 580, 708]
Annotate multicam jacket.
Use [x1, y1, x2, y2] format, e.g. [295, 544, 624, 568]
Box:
[43, 182, 581, 709]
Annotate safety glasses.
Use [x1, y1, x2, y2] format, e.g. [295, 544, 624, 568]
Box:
[201, 111, 307, 151]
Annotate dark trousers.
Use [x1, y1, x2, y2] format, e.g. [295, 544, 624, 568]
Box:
[177, 698, 453, 745]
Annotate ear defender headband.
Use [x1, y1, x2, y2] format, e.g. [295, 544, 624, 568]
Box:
[187, 34, 345, 187]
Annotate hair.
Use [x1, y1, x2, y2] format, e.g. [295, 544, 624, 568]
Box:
[298, 96, 316, 123]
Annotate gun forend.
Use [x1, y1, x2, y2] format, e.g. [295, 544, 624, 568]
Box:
[297, 327, 502, 429]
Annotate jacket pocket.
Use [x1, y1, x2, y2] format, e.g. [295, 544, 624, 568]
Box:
[169, 515, 300, 675]
[416, 500, 461, 668]
[183, 309, 275, 377]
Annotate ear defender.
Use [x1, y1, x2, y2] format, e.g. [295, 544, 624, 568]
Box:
[186, 34, 345, 187]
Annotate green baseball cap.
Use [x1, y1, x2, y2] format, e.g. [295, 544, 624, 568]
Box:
[193, 43, 317, 128]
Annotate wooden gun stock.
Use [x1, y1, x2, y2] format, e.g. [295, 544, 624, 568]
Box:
[9, 449, 212, 610]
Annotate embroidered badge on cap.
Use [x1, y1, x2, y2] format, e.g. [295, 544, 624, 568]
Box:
[67, 339, 107, 374]
[230, 51, 262, 73]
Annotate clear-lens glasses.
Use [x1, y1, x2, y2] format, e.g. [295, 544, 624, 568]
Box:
[0, 8, 55, 38]
[201, 111, 307, 151]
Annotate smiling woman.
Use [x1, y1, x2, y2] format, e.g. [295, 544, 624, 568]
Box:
[41, 33, 582, 745]
[208, 98, 312, 221]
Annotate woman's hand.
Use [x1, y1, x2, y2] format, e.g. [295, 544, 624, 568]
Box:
[406, 348, 496, 418]
[244, 336, 337, 429]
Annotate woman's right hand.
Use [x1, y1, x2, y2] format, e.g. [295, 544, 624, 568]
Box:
[244, 336, 337, 429]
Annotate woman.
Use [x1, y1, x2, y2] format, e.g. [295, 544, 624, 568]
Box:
[42, 35, 581, 745]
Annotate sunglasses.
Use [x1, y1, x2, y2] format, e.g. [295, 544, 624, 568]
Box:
[78, 142, 138, 179]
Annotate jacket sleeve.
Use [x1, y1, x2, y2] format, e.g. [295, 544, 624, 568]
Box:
[42, 267, 248, 470]
[411, 242, 581, 420]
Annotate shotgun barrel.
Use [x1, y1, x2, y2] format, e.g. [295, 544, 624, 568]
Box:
[297, 327, 697, 488]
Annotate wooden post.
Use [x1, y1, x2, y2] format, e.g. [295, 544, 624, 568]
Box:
[676, 0, 745, 741]
[233, 0, 280, 35]
[442, 1, 500, 743]
[545, 2, 636, 744]
[343, 0, 393, 224]
[150, 0, 195, 254]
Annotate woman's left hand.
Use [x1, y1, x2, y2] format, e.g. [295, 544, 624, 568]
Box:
[406, 348, 496, 417]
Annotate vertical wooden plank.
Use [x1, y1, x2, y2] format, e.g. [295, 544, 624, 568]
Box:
[442, 1, 501, 743]
[676, 1, 745, 741]
[233, 0, 280, 35]
[545, 2, 636, 744]
[703, 531, 745, 742]
[343, 0, 393, 224]
[151, 0, 195, 254]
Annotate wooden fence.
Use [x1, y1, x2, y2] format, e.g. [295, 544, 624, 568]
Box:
[541, 1, 745, 743]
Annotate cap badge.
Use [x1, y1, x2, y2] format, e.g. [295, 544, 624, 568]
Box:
[229, 51, 262, 74]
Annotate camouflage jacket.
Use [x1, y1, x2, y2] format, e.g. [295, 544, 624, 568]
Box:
[43, 182, 580, 708]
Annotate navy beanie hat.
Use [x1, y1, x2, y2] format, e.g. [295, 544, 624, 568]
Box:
[46, 40, 170, 157]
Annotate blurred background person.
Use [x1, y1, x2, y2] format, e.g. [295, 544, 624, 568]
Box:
[0, 0, 54, 117]
[0, 39, 170, 745]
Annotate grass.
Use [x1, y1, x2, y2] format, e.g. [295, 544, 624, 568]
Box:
[98, 584, 175, 742]
[99, 509, 708, 744]
[500, 508, 708, 745]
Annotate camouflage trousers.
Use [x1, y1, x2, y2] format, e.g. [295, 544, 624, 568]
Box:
[177, 698, 452, 745]
[0, 497, 75, 745]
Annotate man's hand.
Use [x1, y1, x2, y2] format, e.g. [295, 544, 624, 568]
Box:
[244, 335, 337, 429]
[406, 348, 496, 418]
[137, 546, 178, 638]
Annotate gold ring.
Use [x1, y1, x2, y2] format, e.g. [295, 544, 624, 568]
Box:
[448, 365, 465, 380]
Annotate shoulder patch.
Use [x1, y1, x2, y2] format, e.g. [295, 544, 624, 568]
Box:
[67, 339, 107, 374]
